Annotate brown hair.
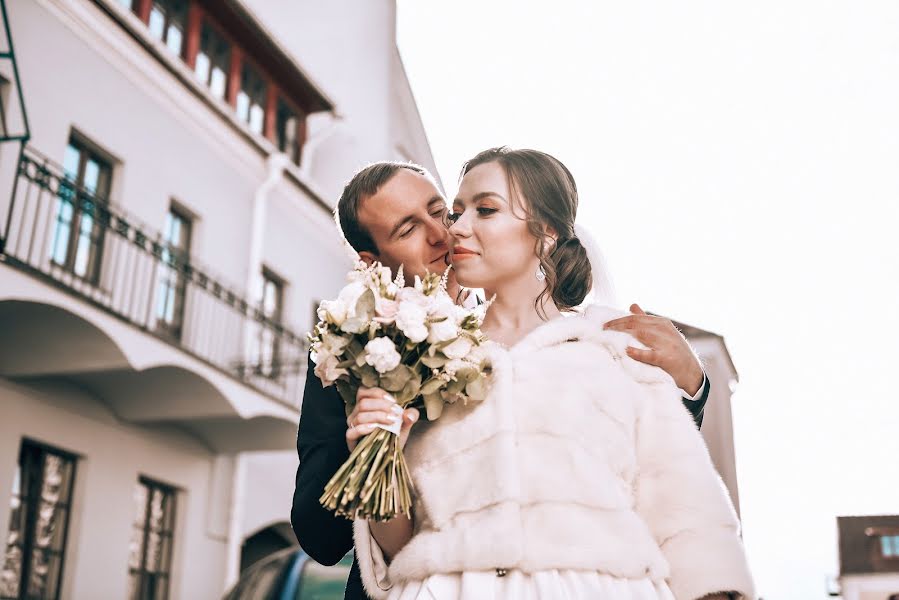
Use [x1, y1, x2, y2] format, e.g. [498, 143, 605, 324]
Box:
[460, 147, 592, 314]
[336, 161, 429, 255]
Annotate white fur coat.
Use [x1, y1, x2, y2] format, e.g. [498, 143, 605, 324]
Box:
[354, 305, 756, 600]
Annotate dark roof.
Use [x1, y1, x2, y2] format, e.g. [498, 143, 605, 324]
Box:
[838, 515, 899, 575]
[201, 0, 333, 113]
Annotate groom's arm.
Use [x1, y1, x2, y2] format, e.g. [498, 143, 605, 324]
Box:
[682, 372, 710, 429]
[604, 304, 709, 429]
[291, 355, 354, 565]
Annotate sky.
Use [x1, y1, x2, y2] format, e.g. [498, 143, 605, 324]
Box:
[396, 2, 899, 598]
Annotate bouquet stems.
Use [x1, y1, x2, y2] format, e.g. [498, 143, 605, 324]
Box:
[319, 428, 413, 522]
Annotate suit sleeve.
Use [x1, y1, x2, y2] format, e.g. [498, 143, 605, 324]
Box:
[291, 355, 354, 565]
[634, 378, 755, 600]
[680, 373, 710, 429]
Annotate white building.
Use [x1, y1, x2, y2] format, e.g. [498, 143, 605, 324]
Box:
[0, 0, 437, 598]
[834, 516, 899, 600]
[673, 319, 744, 516]
[0, 1, 749, 599]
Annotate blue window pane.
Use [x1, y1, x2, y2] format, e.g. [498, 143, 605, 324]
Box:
[49, 198, 73, 265]
[149, 8, 165, 40]
[882, 536, 894, 557]
[166, 24, 183, 55]
[62, 144, 80, 181]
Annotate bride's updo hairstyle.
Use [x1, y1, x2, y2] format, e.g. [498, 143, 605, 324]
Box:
[460, 146, 592, 313]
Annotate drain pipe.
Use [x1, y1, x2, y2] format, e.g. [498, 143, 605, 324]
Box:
[242, 151, 290, 357]
[225, 152, 289, 588]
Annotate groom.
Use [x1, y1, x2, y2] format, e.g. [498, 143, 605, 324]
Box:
[291, 161, 711, 600]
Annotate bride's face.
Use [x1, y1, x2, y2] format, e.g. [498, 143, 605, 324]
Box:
[448, 162, 540, 290]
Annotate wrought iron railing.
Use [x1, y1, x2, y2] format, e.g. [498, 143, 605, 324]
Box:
[1, 146, 307, 409]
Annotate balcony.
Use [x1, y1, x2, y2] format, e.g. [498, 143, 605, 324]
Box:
[0, 146, 309, 425]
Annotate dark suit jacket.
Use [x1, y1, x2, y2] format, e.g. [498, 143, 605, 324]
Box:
[291, 356, 710, 600]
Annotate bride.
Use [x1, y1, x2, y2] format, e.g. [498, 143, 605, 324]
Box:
[350, 147, 755, 600]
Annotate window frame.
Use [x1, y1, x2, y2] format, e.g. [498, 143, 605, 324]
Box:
[257, 268, 285, 378]
[235, 58, 269, 136]
[122, 0, 314, 158]
[192, 16, 231, 102]
[147, 0, 188, 58]
[275, 95, 304, 165]
[50, 136, 114, 284]
[128, 476, 178, 600]
[154, 204, 193, 341]
[2, 439, 78, 600]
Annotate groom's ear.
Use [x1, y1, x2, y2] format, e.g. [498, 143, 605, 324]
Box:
[358, 250, 378, 266]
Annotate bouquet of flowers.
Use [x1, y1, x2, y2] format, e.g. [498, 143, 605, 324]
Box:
[309, 261, 491, 522]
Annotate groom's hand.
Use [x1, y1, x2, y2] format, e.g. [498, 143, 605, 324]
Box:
[603, 304, 704, 396]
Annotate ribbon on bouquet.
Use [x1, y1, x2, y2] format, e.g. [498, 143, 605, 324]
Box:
[375, 397, 404, 436]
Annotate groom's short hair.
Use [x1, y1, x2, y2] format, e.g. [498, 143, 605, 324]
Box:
[337, 161, 429, 255]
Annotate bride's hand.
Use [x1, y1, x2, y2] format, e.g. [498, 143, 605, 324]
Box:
[346, 387, 420, 452]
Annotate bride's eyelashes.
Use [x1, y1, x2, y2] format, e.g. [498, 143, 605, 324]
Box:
[447, 207, 498, 223]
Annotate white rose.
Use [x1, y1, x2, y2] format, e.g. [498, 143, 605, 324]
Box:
[313, 354, 347, 385]
[427, 317, 458, 344]
[317, 299, 348, 327]
[396, 286, 429, 308]
[443, 336, 473, 360]
[364, 337, 402, 374]
[465, 343, 488, 366]
[395, 301, 429, 343]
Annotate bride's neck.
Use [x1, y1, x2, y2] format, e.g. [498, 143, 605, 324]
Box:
[482, 276, 561, 346]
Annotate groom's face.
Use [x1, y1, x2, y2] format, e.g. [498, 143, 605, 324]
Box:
[357, 169, 452, 280]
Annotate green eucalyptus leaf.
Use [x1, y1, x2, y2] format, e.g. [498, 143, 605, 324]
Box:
[359, 365, 379, 388]
[336, 379, 356, 411]
[355, 288, 376, 320]
[446, 377, 466, 396]
[454, 367, 479, 384]
[380, 364, 413, 392]
[420, 353, 447, 369]
[424, 393, 444, 420]
[401, 374, 422, 402]
[420, 377, 444, 396]
[465, 376, 488, 401]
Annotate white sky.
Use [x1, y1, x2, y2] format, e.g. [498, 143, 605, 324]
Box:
[396, 2, 899, 598]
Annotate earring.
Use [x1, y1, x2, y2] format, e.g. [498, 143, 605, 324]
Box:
[535, 265, 547, 282]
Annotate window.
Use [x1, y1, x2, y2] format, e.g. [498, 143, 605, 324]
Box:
[194, 21, 230, 101]
[50, 138, 112, 282]
[128, 478, 177, 600]
[275, 98, 301, 165]
[155, 207, 192, 340]
[881, 535, 899, 558]
[1, 440, 77, 600]
[257, 269, 283, 377]
[0, 74, 10, 139]
[236, 63, 267, 135]
[148, 0, 187, 57]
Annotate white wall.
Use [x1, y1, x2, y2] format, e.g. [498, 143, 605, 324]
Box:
[8, 0, 353, 335]
[1, 0, 445, 584]
[840, 573, 899, 600]
[0, 378, 231, 600]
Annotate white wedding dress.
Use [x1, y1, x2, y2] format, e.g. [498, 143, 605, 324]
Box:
[357, 524, 677, 600]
